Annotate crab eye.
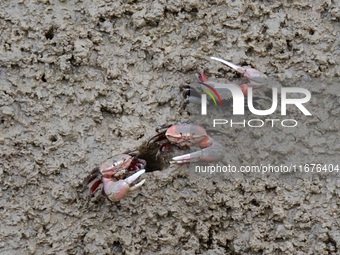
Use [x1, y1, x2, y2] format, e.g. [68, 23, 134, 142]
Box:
[112, 159, 123, 166]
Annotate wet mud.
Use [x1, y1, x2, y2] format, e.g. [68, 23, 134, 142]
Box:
[0, 1, 339, 254]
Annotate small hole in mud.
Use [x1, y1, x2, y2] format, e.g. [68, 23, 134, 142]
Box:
[69, 55, 78, 66]
[137, 141, 191, 172]
[190, 7, 198, 14]
[265, 185, 276, 192]
[245, 37, 252, 43]
[251, 199, 260, 207]
[111, 241, 122, 253]
[137, 142, 166, 172]
[45, 27, 54, 40]
[49, 135, 58, 142]
[266, 42, 273, 51]
[124, 11, 133, 16]
[280, 21, 286, 28]
[286, 40, 292, 51]
[112, 129, 122, 137]
[99, 17, 105, 23]
[41, 74, 47, 82]
[245, 47, 254, 56]
[237, 185, 245, 195]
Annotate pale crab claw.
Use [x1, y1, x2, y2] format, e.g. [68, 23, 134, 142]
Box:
[102, 169, 146, 202]
[171, 141, 224, 164]
[210, 56, 268, 88]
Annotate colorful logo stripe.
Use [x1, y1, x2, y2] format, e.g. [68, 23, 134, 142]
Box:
[199, 82, 222, 106]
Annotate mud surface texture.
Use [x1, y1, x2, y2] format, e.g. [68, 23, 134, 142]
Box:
[1, 1, 339, 255]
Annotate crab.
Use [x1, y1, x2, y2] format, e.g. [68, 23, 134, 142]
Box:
[148, 123, 224, 164]
[85, 151, 146, 202]
[210, 56, 268, 95]
[184, 56, 268, 102]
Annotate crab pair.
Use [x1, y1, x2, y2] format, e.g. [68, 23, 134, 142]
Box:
[86, 123, 224, 202]
[86, 57, 268, 202]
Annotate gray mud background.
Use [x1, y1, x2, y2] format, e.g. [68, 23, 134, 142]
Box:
[0, 1, 339, 255]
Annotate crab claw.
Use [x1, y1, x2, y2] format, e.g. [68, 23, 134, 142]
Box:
[102, 169, 146, 202]
[171, 141, 224, 164]
[210, 56, 268, 88]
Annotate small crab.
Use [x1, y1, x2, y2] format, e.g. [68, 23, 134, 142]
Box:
[85, 151, 146, 202]
[210, 56, 268, 95]
[184, 57, 268, 102]
[148, 123, 224, 164]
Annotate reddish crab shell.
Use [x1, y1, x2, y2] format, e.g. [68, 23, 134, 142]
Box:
[165, 124, 209, 148]
[85, 151, 146, 202]
[148, 123, 224, 164]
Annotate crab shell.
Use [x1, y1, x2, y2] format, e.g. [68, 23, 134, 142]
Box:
[165, 124, 211, 148]
[148, 123, 224, 164]
[86, 152, 146, 202]
[99, 153, 135, 179]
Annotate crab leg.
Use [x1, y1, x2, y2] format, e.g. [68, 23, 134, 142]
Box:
[147, 124, 174, 146]
[210, 57, 246, 74]
[147, 132, 167, 146]
[83, 167, 103, 193]
[102, 169, 146, 202]
[89, 179, 102, 193]
[84, 167, 100, 182]
[124, 169, 146, 191]
[171, 141, 224, 164]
